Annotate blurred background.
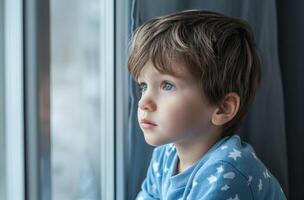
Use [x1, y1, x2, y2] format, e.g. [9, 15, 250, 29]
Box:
[0, 0, 303, 200]
[51, 0, 102, 199]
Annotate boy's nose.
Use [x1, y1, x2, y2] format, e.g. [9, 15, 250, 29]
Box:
[138, 97, 156, 112]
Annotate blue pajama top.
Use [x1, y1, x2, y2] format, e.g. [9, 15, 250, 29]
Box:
[136, 135, 287, 200]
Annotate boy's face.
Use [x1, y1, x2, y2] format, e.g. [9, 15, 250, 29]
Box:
[137, 60, 217, 146]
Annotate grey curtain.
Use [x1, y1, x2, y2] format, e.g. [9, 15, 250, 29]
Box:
[127, 0, 302, 199]
[277, 0, 304, 199]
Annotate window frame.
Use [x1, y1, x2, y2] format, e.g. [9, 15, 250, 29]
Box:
[115, 0, 131, 199]
[24, 0, 117, 199]
[99, 0, 115, 199]
[2, 0, 124, 199]
[0, 0, 5, 198]
[23, 0, 51, 199]
[2, 0, 25, 200]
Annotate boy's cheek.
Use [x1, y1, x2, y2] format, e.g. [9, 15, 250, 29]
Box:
[160, 106, 195, 135]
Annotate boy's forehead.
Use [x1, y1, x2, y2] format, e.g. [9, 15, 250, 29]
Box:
[138, 60, 194, 81]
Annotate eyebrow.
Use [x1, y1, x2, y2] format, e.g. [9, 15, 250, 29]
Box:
[137, 74, 188, 86]
[159, 70, 186, 78]
[143, 70, 185, 79]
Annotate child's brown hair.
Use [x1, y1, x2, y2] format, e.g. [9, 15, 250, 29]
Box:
[128, 10, 261, 136]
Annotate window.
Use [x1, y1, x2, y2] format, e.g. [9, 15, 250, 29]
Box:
[51, 0, 114, 199]
[1, 0, 123, 199]
[0, 0, 5, 198]
[1, 0, 25, 200]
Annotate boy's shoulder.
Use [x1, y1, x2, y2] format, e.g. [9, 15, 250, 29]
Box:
[151, 135, 265, 173]
[204, 135, 265, 176]
[191, 135, 286, 199]
[150, 135, 267, 177]
[150, 135, 286, 199]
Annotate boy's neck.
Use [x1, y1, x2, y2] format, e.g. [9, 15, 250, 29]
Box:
[174, 129, 221, 174]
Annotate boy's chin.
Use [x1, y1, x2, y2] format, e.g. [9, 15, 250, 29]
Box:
[143, 134, 168, 147]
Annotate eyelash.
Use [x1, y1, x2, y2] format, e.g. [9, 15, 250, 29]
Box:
[138, 81, 175, 93]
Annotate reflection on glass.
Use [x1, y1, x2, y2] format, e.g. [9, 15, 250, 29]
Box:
[51, 0, 103, 199]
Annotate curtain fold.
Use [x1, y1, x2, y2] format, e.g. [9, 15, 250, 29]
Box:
[127, 0, 291, 199]
[277, 0, 304, 199]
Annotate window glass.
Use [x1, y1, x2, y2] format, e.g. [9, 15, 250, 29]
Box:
[50, 0, 108, 199]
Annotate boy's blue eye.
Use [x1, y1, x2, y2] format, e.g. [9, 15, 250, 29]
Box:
[139, 83, 147, 92]
[162, 82, 174, 91]
[138, 81, 174, 93]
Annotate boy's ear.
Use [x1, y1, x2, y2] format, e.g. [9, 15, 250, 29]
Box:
[211, 92, 240, 126]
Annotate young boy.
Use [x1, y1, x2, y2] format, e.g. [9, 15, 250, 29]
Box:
[128, 10, 287, 200]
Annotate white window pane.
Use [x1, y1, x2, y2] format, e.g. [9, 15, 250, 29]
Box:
[2, 0, 25, 199]
[51, 0, 114, 199]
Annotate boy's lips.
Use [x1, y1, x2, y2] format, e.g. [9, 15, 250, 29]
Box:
[140, 118, 157, 129]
